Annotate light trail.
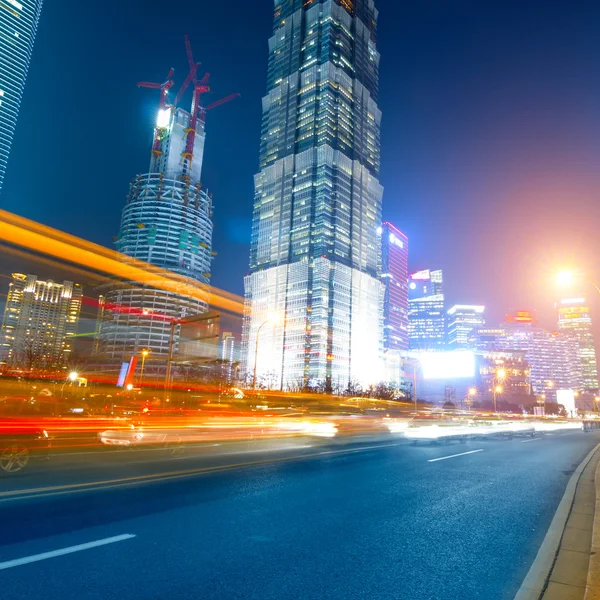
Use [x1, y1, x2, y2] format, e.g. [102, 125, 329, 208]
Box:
[0, 209, 245, 315]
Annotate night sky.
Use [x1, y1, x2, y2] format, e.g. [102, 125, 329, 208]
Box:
[3, 0, 600, 332]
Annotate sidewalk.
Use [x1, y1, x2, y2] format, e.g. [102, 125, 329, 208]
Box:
[515, 441, 600, 600]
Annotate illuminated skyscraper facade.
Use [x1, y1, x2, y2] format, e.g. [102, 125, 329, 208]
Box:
[408, 269, 445, 349]
[0, 273, 82, 367]
[0, 0, 43, 193]
[243, 0, 384, 391]
[447, 304, 485, 349]
[96, 103, 213, 374]
[557, 297, 599, 390]
[381, 222, 409, 353]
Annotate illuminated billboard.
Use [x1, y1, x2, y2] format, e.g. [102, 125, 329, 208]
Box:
[416, 351, 475, 380]
[556, 389, 576, 415]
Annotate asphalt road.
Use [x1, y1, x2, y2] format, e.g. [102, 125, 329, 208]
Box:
[0, 430, 598, 600]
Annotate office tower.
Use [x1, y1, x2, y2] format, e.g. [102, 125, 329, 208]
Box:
[95, 78, 213, 375]
[0, 0, 44, 194]
[557, 297, 599, 390]
[243, 0, 384, 391]
[447, 304, 485, 349]
[473, 311, 583, 399]
[381, 223, 409, 352]
[221, 331, 236, 383]
[0, 273, 82, 367]
[408, 269, 445, 349]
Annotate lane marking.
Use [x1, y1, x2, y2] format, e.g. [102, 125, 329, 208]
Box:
[0, 534, 136, 571]
[521, 437, 543, 443]
[0, 442, 402, 503]
[427, 449, 484, 463]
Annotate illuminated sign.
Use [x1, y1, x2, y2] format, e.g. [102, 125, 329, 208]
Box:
[416, 351, 475, 380]
[556, 389, 576, 415]
[506, 310, 534, 324]
[560, 298, 586, 304]
[411, 270, 431, 281]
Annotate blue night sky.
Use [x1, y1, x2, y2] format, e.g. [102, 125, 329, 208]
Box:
[3, 0, 600, 331]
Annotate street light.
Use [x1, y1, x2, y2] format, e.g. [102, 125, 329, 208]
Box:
[556, 270, 600, 295]
[139, 349, 150, 386]
[68, 371, 79, 382]
[253, 313, 280, 389]
[493, 384, 503, 412]
[465, 387, 477, 411]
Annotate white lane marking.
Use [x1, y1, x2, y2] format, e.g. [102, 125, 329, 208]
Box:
[0, 534, 136, 570]
[427, 449, 484, 463]
[521, 437, 542, 443]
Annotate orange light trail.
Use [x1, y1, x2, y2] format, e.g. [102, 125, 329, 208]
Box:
[0, 209, 244, 315]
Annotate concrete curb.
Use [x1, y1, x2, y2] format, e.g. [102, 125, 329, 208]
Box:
[584, 460, 600, 599]
[515, 443, 600, 600]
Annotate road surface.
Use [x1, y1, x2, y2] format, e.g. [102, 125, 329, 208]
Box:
[0, 430, 597, 600]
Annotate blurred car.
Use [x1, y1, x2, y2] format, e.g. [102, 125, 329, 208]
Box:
[0, 420, 50, 473]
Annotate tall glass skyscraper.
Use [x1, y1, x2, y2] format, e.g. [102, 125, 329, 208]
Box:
[0, 0, 44, 193]
[557, 297, 599, 391]
[243, 0, 384, 391]
[447, 304, 485, 349]
[381, 222, 409, 352]
[408, 269, 445, 349]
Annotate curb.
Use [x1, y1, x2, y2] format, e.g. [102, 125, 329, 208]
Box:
[515, 442, 600, 600]
[584, 460, 600, 599]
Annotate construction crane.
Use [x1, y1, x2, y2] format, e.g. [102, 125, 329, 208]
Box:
[137, 68, 175, 156]
[178, 35, 239, 169]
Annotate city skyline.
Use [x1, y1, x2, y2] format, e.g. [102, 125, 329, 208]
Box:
[1, 0, 600, 341]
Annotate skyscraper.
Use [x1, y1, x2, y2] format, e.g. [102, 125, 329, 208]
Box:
[96, 75, 213, 375]
[381, 222, 409, 353]
[557, 297, 599, 390]
[0, 0, 44, 193]
[0, 273, 82, 368]
[447, 304, 485, 349]
[474, 311, 583, 398]
[243, 0, 384, 391]
[408, 269, 445, 349]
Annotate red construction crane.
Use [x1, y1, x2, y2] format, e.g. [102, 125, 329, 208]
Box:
[137, 67, 174, 110]
[137, 68, 175, 156]
[178, 35, 239, 169]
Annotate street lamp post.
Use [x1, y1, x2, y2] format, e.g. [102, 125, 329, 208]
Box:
[491, 368, 506, 412]
[253, 314, 279, 390]
[556, 270, 600, 296]
[466, 387, 477, 411]
[139, 349, 149, 386]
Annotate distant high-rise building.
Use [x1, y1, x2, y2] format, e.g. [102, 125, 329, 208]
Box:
[96, 75, 213, 375]
[557, 297, 599, 390]
[447, 305, 485, 349]
[474, 311, 583, 399]
[0, 273, 82, 367]
[242, 0, 385, 391]
[408, 269, 445, 349]
[381, 223, 409, 353]
[221, 331, 237, 383]
[0, 0, 44, 194]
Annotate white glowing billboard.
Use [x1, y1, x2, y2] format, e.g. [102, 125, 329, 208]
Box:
[556, 389, 576, 415]
[416, 351, 475, 380]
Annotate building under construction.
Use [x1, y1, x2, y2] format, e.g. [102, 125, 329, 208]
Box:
[95, 38, 236, 378]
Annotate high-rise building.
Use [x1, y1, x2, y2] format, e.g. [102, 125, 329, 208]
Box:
[0, 273, 82, 367]
[95, 82, 213, 375]
[243, 0, 384, 391]
[447, 304, 485, 349]
[0, 0, 44, 193]
[221, 331, 237, 383]
[474, 311, 583, 399]
[408, 269, 445, 349]
[557, 297, 599, 390]
[381, 222, 409, 353]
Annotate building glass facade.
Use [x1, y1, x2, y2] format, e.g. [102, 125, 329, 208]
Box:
[447, 304, 485, 349]
[381, 222, 408, 352]
[243, 0, 384, 391]
[0, 273, 82, 367]
[408, 269, 445, 349]
[0, 0, 43, 193]
[474, 314, 583, 399]
[557, 297, 599, 391]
